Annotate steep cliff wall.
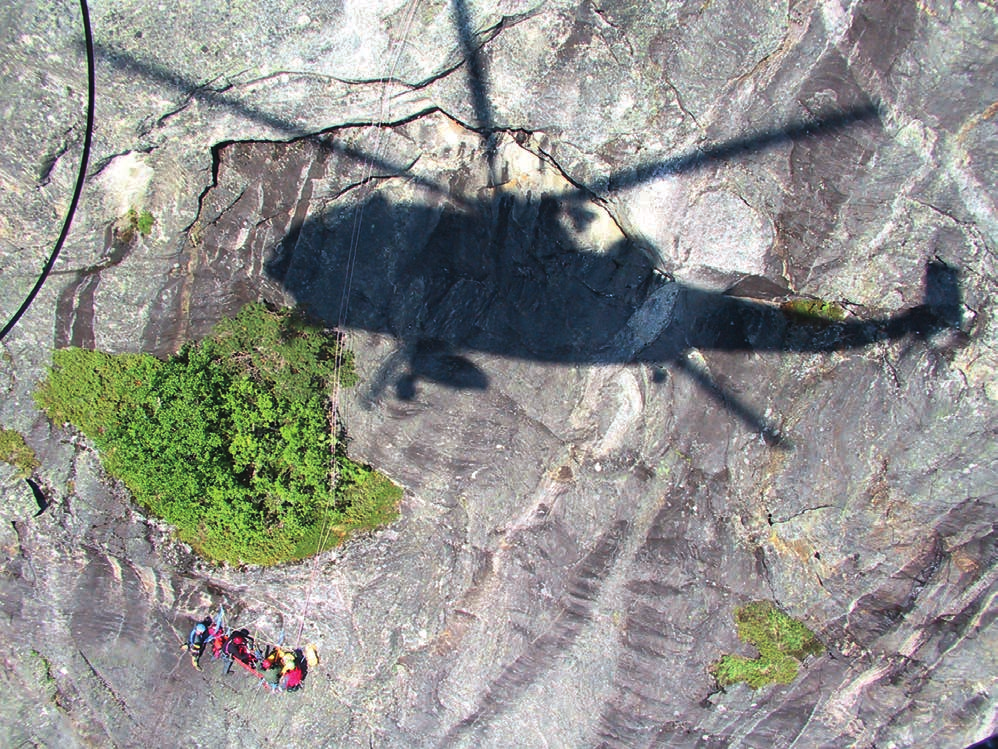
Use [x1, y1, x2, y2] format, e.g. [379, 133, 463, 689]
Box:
[1, 1, 995, 747]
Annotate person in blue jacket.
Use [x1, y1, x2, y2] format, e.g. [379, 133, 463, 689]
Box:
[185, 618, 212, 671]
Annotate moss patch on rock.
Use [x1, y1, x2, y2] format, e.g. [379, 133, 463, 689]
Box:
[0, 428, 39, 478]
[116, 207, 155, 242]
[780, 298, 847, 324]
[711, 601, 823, 689]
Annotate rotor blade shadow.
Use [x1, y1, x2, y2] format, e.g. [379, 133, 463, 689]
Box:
[89, 43, 881, 212]
[452, 0, 500, 183]
[669, 355, 790, 449]
[87, 41, 456, 201]
[584, 102, 882, 195]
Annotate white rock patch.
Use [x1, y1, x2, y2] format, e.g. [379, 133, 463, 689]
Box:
[93, 151, 155, 218]
[677, 190, 774, 276]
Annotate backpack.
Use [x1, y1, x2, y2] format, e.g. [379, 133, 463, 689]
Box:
[303, 643, 320, 669]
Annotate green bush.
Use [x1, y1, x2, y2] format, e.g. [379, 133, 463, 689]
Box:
[0, 428, 39, 478]
[117, 207, 155, 242]
[711, 601, 823, 689]
[34, 303, 400, 565]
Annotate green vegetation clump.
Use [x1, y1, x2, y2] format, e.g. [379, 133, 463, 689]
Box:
[780, 298, 846, 324]
[35, 303, 400, 565]
[118, 207, 155, 241]
[711, 601, 823, 689]
[0, 428, 39, 478]
[25, 649, 58, 704]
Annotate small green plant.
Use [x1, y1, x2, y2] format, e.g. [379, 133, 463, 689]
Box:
[187, 218, 204, 247]
[0, 428, 39, 478]
[780, 298, 846, 323]
[35, 302, 401, 565]
[26, 649, 58, 703]
[711, 601, 823, 689]
[117, 207, 155, 242]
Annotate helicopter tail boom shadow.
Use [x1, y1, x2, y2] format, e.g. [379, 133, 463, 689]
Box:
[639, 257, 966, 444]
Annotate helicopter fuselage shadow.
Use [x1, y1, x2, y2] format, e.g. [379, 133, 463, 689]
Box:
[266, 189, 962, 447]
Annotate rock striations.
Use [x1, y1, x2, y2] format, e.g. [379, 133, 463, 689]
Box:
[1, 1, 995, 747]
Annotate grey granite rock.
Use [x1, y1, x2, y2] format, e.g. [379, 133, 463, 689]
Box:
[0, 0, 995, 747]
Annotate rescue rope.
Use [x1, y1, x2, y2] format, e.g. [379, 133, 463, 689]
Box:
[293, 0, 424, 648]
[0, 0, 94, 342]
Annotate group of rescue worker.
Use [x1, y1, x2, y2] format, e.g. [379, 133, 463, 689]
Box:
[184, 614, 315, 693]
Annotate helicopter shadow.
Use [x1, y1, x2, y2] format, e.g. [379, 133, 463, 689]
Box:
[86, 22, 962, 448]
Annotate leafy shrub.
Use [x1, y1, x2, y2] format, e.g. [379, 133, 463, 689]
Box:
[117, 207, 155, 242]
[0, 428, 39, 478]
[34, 303, 400, 565]
[711, 601, 823, 689]
[33, 349, 161, 436]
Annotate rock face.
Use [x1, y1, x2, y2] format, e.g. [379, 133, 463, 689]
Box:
[1, 1, 996, 747]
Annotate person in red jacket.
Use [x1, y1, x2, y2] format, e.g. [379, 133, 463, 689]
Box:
[280, 664, 303, 691]
[222, 628, 255, 674]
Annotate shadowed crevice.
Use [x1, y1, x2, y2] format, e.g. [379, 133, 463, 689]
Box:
[26, 478, 49, 516]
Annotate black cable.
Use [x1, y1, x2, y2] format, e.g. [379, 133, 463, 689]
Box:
[0, 0, 95, 342]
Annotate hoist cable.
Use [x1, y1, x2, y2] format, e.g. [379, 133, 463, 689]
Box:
[0, 0, 95, 342]
[294, 0, 423, 648]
